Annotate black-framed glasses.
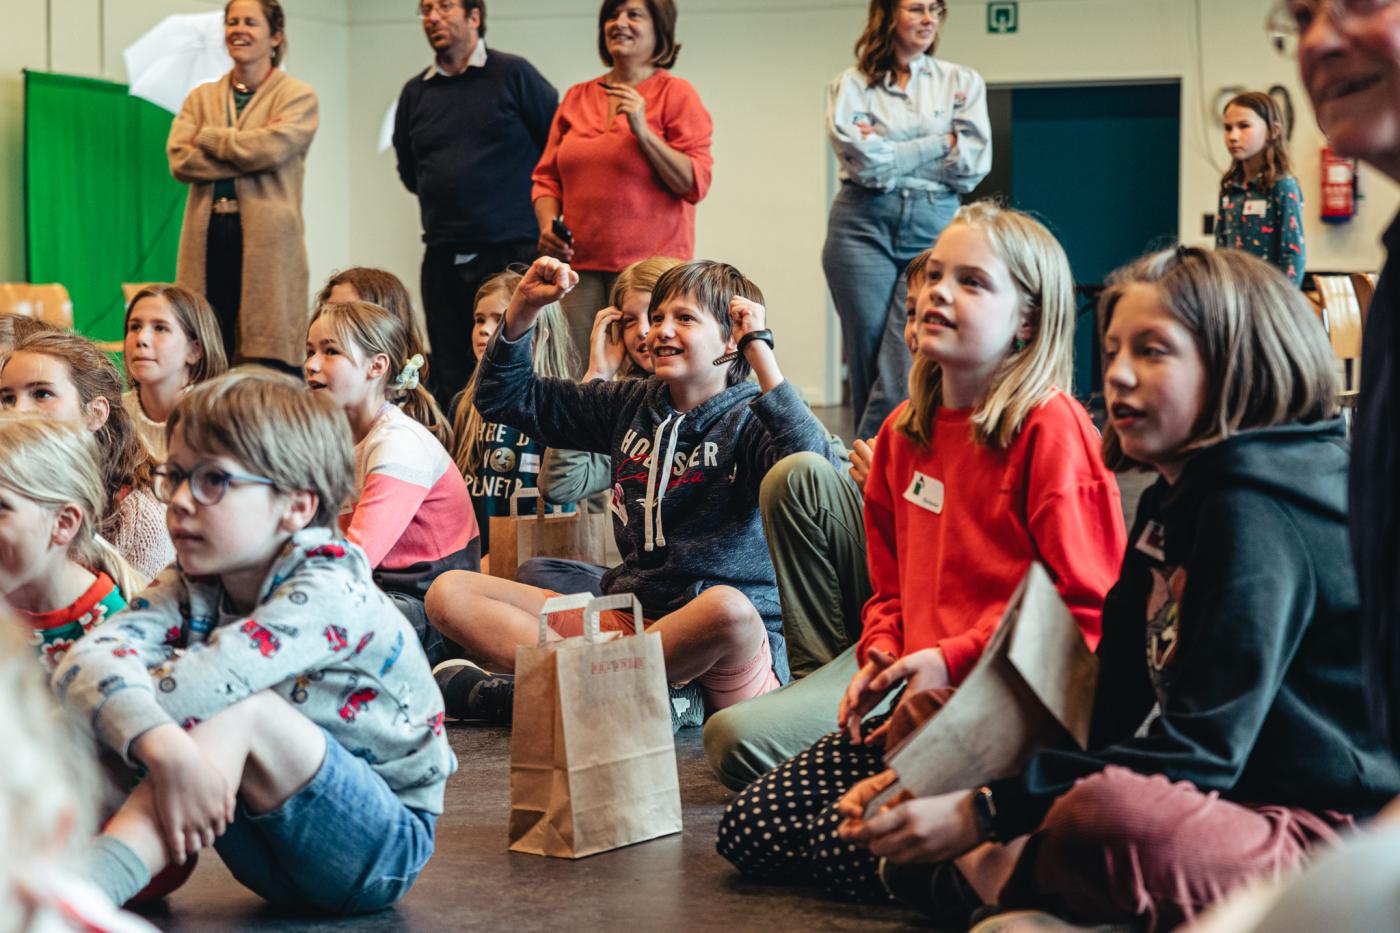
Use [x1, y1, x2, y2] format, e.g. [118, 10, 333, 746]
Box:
[417, 0, 461, 19]
[1266, 0, 1398, 56]
[152, 463, 278, 507]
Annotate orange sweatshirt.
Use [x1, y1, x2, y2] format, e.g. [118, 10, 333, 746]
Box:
[858, 391, 1125, 684]
[531, 70, 713, 272]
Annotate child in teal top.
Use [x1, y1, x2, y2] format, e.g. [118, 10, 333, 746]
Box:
[0, 416, 144, 672]
[1216, 91, 1307, 286]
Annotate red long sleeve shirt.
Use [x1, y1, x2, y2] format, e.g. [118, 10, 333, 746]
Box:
[858, 391, 1126, 684]
[531, 70, 713, 272]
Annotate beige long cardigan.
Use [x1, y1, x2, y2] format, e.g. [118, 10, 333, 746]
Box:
[168, 69, 318, 367]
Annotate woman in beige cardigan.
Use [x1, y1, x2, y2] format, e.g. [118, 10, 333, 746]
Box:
[167, 0, 317, 373]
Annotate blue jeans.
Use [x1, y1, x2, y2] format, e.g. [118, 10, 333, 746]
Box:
[214, 731, 438, 914]
[822, 183, 960, 438]
[514, 557, 607, 596]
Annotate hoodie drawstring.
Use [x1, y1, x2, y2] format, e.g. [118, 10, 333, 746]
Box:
[642, 412, 686, 551]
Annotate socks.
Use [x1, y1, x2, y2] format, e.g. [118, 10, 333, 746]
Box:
[84, 835, 151, 907]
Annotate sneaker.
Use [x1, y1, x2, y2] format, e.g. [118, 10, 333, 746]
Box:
[432, 658, 514, 725]
[668, 681, 705, 732]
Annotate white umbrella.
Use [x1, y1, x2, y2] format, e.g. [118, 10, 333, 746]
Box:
[123, 11, 232, 114]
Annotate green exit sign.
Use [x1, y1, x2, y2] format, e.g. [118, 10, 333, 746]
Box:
[988, 0, 1019, 33]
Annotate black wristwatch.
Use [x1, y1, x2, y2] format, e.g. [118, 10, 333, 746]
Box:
[737, 328, 775, 353]
[971, 785, 1000, 842]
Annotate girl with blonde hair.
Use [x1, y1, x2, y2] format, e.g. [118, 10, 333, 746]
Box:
[718, 201, 1125, 902]
[451, 269, 578, 562]
[304, 301, 476, 665]
[0, 415, 145, 671]
[122, 283, 228, 460]
[0, 331, 173, 582]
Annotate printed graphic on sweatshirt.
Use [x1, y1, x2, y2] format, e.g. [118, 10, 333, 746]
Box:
[1145, 564, 1187, 707]
[468, 422, 574, 547]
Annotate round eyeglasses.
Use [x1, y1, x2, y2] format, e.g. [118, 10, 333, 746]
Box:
[1266, 0, 1398, 56]
[151, 463, 278, 507]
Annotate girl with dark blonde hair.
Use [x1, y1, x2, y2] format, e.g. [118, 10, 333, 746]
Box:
[304, 300, 477, 664]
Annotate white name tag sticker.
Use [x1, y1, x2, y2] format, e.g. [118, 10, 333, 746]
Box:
[903, 471, 945, 514]
[1243, 199, 1268, 217]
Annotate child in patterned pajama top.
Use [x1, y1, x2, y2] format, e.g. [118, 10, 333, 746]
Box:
[54, 371, 456, 914]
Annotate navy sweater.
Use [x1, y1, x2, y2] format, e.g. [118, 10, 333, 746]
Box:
[475, 326, 839, 683]
[393, 51, 557, 250]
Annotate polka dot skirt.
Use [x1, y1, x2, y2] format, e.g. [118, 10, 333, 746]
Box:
[716, 713, 892, 902]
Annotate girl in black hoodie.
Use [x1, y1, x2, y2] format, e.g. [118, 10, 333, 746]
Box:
[832, 247, 1400, 932]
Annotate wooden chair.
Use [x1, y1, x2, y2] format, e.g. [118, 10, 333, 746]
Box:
[0, 283, 73, 329]
[1313, 274, 1364, 426]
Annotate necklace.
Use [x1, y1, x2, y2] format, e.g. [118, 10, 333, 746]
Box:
[232, 79, 254, 94]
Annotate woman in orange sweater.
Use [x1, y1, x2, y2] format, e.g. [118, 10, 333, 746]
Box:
[531, 0, 713, 371]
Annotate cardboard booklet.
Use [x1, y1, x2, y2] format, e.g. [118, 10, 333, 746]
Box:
[866, 562, 1098, 816]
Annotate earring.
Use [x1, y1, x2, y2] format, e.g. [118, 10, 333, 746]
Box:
[1014, 336, 1028, 351]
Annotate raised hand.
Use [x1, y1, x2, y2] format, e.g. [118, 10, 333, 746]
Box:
[604, 82, 648, 137]
[586, 306, 627, 381]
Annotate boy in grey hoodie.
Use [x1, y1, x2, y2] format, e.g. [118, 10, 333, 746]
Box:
[58, 372, 454, 913]
[426, 258, 837, 711]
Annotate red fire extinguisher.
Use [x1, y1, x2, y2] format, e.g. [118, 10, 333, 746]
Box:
[1321, 147, 1357, 224]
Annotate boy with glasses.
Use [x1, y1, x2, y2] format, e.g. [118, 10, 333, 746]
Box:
[56, 371, 455, 914]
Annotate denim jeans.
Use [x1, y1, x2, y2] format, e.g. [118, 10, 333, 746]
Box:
[822, 183, 960, 439]
[214, 731, 438, 914]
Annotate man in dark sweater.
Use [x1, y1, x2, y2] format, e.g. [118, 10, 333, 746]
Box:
[393, 0, 557, 406]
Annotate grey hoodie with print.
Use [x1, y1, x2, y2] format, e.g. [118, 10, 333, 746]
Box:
[52, 528, 456, 814]
[476, 326, 839, 682]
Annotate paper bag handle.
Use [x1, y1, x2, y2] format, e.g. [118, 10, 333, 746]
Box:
[583, 593, 644, 642]
[537, 592, 594, 645]
[509, 487, 543, 517]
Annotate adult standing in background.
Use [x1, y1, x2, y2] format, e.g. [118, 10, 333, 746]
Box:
[394, 0, 558, 407]
[533, 0, 714, 370]
[824, 0, 990, 439]
[168, 0, 316, 375]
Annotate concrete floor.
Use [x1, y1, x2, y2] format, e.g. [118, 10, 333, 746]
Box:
[142, 726, 928, 932]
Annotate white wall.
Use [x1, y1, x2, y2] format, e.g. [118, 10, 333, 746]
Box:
[4, 0, 1394, 400]
[0, 0, 352, 322]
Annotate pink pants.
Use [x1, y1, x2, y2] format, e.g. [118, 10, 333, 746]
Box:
[544, 596, 781, 711]
[1002, 766, 1356, 932]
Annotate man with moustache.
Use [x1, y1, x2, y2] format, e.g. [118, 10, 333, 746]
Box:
[393, 0, 557, 405]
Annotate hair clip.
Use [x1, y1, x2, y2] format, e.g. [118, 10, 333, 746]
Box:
[394, 353, 426, 391]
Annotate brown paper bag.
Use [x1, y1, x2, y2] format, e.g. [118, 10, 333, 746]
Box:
[489, 488, 608, 581]
[508, 593, 683, 858]
[867, 561, 1099, 814]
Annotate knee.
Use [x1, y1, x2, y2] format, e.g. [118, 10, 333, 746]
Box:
[700, 586, 763, 643]
[424, 570, 479, 631]
[1038, 767, 1172, 853]
[760, 451, 835, 519]
[704, 706, 759, 792]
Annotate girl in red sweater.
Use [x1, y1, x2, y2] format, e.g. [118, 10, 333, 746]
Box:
[717, 201, 1125, 901]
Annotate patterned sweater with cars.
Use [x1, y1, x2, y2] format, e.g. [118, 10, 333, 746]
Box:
[51, 528, 456, 814]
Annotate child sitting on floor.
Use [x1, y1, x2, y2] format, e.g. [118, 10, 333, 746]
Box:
[717, 201, 1125, 901]
[449, 269, 578, 565]
[834, 247, 1400, 932]
[425, 257, 838, 725]
[305, 299, 476, 665]
[0, 415, 144, 671]
[122, 284, 228, 461]
[1, 330, 173, 582]
[0, 612, 158, 933]
[55, 371, 455, 914]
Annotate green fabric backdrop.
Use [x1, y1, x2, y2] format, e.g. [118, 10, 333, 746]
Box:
[24, 71, 185, 342]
